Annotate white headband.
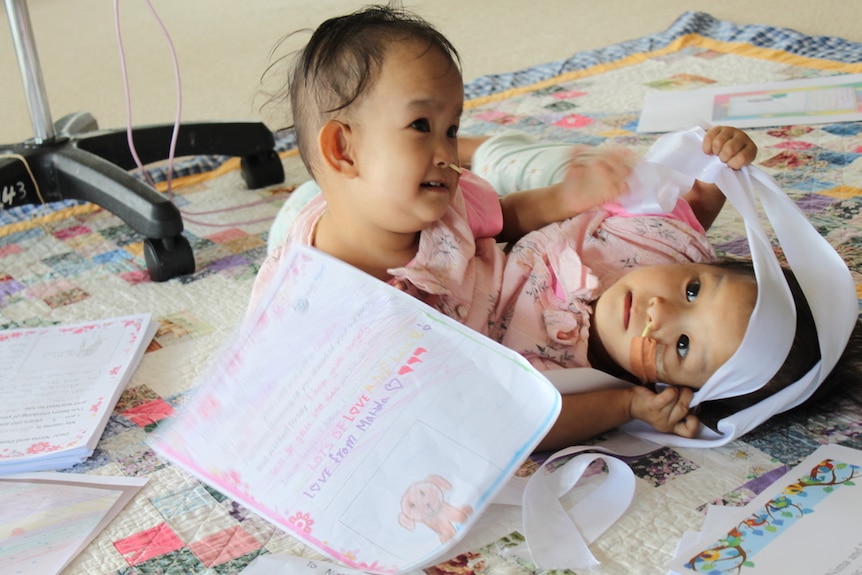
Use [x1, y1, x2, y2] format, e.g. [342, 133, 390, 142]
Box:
[622, 127, 857, 447]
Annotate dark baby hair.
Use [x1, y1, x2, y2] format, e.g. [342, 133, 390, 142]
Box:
[278, 3, 461, 175]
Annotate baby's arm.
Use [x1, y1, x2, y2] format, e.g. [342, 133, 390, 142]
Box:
[536, 385, 698, 451]
[475, 125, 756, 242]
[683, 126, 758, 231]
[496, 146, 633, 243]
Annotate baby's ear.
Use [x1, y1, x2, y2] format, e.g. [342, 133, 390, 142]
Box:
[319, 120, 358, 177]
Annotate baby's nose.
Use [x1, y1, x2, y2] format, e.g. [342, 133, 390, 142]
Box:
[435, 152, 457, 168]
[646, 296, 671, 331]
[434, 138, 458, 167]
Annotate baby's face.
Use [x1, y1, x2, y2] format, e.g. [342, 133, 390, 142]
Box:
[335, 39, 464, 236]
[593, 263, 757, 389]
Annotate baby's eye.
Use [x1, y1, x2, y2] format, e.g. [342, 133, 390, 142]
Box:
[677, 334, 690, 359]
[447, 125, 459, 138]
[410, 118, 431, 132]
[685, 280, 701, 302]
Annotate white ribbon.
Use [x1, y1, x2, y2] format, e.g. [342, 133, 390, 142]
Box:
[492, 445, 638, 570]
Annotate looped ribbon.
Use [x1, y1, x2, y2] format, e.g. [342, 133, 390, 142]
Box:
[522, 447, 636, 569]
[493, 437, 649, 571]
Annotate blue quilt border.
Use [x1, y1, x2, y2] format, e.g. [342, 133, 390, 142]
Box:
[463, 11, 862, 101]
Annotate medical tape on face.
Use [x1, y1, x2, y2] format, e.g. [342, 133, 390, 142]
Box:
[629, 322, 660, 386]
[620, 127, 857, 447]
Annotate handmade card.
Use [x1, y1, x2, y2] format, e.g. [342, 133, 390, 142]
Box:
[152, 244, 561, 574]
[0, 314, 156, 474]
[670, 444, 862, 574]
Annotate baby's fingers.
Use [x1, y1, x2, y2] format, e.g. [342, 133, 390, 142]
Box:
[673, 413, 700, 438]
[569, 146, 634, 178]
[560, 146, 634, 209]
[663, 385, 693, 421]
[702, 126, 737, 154]
[702, 126, 757, 168]
[720, 139, 757, 169]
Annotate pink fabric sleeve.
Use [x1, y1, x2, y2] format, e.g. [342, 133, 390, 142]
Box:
[600, 198, 706, 234]
[459, 170, 504, 239]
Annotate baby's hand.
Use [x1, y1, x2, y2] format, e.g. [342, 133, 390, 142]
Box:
[702, 126, 757, 169]
[556, 146, 635, 216]
[629, 385, 699, 438]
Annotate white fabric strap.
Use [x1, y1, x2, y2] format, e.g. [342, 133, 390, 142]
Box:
[514, 446, 636, 570]
[622, 127, 857, 447]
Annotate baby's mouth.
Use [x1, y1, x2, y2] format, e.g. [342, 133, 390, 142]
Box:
[421, 180, 449, 191]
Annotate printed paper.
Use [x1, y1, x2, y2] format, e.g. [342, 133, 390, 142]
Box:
[153, 244, 560, 574]
[670, 444, 862, 574]
[637, 74, 862, 132]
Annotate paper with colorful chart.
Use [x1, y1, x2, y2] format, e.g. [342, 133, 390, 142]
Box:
[637, 73, 862, 132]
[671, 443, 862, 575]
[152, 244, 561, 574]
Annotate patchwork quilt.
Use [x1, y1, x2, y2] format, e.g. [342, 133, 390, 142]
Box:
[2, 11, 861, 575]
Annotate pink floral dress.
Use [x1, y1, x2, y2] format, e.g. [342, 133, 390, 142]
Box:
[249, 170, 715, 371]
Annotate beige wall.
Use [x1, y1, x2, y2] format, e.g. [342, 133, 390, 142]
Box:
[3, 0, 862, 143]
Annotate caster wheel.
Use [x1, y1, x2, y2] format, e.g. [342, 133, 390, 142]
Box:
[240, 150, 285, 189]
[144, 235, 195, 282]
